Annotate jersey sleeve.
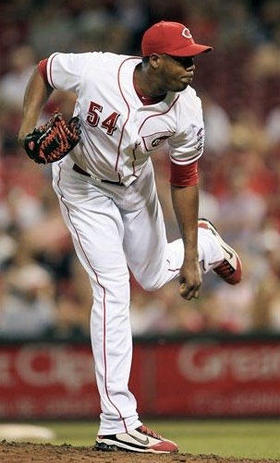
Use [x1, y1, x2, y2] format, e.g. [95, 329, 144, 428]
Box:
[168, 90, 205, 166]
[46, 52, 93, 94]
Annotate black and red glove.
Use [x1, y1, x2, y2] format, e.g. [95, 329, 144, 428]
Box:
[24, 112, 81, 164]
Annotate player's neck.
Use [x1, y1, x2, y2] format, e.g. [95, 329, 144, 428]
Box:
[134, 64, 167, 99]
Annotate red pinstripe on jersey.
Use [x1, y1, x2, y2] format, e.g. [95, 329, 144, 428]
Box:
[48, 53, 59, 89]
[115, 57, 137, 173]
[137, 95, 180, 134]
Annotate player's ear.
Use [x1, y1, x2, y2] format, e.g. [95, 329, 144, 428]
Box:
[149, 54, 161, 69]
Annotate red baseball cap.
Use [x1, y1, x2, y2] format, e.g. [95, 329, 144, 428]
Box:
[141, 21, 213, 57]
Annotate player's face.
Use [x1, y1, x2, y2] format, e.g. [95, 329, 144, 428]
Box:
[158, 55, 196, 92]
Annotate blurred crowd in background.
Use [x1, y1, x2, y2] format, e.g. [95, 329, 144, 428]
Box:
[0, 0, 280, 339]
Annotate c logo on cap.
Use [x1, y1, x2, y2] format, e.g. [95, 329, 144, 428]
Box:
[182, 27, 192, 39]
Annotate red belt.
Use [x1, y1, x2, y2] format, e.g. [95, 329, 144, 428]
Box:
[73, 164, 124, 186]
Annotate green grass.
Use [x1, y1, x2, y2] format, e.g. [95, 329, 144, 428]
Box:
[30, 419, 280, 459]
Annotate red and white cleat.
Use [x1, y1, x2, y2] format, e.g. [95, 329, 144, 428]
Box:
[198, 218, 242, 285]
[95, 424, 178, 453]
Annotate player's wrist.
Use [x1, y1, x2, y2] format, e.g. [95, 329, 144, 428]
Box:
[183, 249, 199, 261]
[18, 127, 36, 146]
[18, 133, 29, 147]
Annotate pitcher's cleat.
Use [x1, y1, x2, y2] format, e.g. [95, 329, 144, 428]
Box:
[198, 218, 242, 285]
[95, 425, 178, 453]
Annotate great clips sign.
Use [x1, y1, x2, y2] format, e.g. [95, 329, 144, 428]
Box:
[0, 338, 280, 418]
[0, 344, 99, 418]
[134, 341, 280, 416]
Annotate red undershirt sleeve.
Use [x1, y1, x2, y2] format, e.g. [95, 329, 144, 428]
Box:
[38, 58, 48, 85]
[170, 160, 199, 187]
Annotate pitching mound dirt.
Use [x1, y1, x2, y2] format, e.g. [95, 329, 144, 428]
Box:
[0, 440, 277, 463]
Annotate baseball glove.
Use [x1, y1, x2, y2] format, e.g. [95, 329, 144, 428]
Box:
[24, 112, 81, 164]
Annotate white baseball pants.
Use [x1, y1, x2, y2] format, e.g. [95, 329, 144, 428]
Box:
[52, 156, 223, 435]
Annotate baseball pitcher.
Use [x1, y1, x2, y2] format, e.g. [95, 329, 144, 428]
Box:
[18, 21, 242, 453]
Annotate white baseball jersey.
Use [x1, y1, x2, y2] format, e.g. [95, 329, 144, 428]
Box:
[46, 52, 205, 186]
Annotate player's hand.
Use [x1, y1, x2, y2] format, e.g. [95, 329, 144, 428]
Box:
[179, 258, 202, 301]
